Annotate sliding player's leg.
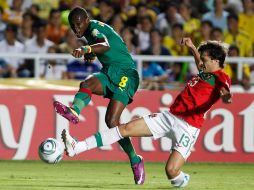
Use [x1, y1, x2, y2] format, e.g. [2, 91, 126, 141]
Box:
[53, 74, 104, 124]
[61, 116, 152, 184]
[165, 115, 200, 188]
[165, 150, 190, 188]
[61, 117, 152, 156]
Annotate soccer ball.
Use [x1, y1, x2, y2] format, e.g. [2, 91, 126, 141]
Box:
[38, 138, 64, 164]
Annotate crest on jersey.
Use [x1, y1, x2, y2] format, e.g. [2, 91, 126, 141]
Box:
[188, 76, 199, 87]
[92, 29, 99, 37]
[148, 113, 157, 118]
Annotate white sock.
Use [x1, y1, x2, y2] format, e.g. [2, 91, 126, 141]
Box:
[75, 136, 96, 155]
[75, 126, 123, 155]
[170, 171, 185, 187]
[100, 126, 123, 146]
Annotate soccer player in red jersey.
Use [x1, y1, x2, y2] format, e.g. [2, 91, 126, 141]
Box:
[61, 38, 232, 187]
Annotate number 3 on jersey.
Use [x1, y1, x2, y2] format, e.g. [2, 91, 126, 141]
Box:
[119, 76, 128, 91]
[179, 133, 191, 147]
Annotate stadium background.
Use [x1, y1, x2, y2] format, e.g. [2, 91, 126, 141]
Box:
[0, 0, 254, 189]
[1, 0, 254, 161]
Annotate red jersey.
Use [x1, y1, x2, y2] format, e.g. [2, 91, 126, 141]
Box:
[170, 69, 231, 128]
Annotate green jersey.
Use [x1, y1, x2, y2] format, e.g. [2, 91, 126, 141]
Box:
[84, 20, 135, 69]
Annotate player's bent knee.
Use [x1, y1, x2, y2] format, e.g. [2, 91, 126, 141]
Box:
[80, 76, 96, 89]
[105, 117, 119, 128]
[165, 165, 180, 179]
[118, 124, 128, 137]
[119, 123, 136, 137]
[119, 123, 133, 137]
[80, 81, 90, 89]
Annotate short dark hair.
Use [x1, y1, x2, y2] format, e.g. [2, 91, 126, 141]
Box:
[201, 20, 213, 27]
[172, 23, 184, 30]
[165, 1, 178, 10]
[31, 4, 40, 12]
[229, 45, 240, 55]
[68, 7, 89, 24]
[136, 2, 147, 10]
[49, 8, 60, 18]
[227, 14, 238, 21]
[32, 19, 47, 33]
[5, 24, 18, 35]
[198, 41, 228, 68]
[100, 0, 114, 6]
[211, 27, 223, 34]
[140, 15, 153, 23]
[150, 28, 162, 36]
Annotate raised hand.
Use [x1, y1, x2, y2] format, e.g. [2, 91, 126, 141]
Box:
[181, 37, 195, 48]
[72, 48, 85, 58]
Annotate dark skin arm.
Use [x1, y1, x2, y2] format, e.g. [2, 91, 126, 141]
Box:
[72, 43, 110, 58]
[90, 43, 110, 54]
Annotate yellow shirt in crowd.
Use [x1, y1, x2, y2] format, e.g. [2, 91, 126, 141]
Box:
[163, 36, 189, 56]
[0, 0, 8, 10]
[183, 18, 201, 35]
[32, 0, 59, 19]
[224, 30, 253, 57]
[224, 63, 250, 80]
[238, 13, 254, 43]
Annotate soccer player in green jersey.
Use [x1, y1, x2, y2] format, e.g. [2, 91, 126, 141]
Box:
[53, 7, 145, 184]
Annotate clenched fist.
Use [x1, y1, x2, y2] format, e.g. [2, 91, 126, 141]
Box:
[72, 48, 85, 58]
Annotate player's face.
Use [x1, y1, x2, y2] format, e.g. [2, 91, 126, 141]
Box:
[200, 52, 220, 72]
[71, 16, 89, 38]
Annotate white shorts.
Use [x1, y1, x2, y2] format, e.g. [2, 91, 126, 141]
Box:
[143, 111, 200, 160]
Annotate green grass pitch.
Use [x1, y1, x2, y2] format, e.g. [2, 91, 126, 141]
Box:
[0, 161, 253, 190]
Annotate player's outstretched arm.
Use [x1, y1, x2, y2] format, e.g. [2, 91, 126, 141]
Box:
[181, 37, 203, 71]
[220, 87, 232, 104]
[90, 43, 110, 54]
[71, 43, 110, 59]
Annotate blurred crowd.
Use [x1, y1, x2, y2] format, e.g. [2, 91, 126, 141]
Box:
[0, 0, 254, 90]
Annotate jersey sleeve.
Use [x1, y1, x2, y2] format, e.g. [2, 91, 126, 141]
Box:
[89, 21, 109, 45]
[216, 72, 231, 91]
